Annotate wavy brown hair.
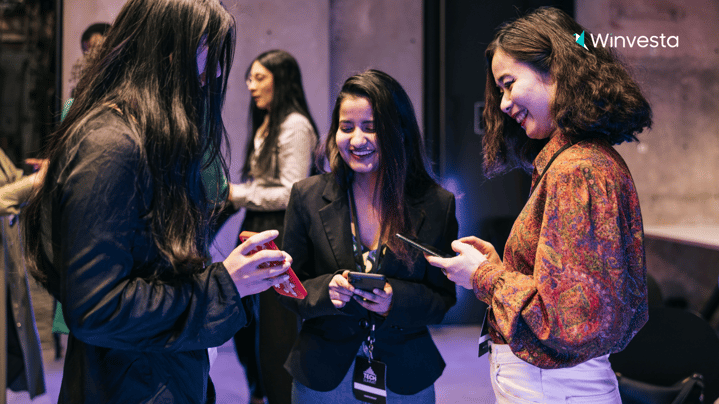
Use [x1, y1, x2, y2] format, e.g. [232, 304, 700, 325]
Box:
[483, 6, 652, 176]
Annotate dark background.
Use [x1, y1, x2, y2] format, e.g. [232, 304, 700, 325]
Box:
[424, 0, 574, 323]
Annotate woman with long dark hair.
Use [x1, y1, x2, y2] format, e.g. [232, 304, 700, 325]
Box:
[22, 1, 291, 402]
[279, 69, 457, 403]
[227, 49, 318, 404]
[427, 7, 651, 403]
[229, 49, 318, 238]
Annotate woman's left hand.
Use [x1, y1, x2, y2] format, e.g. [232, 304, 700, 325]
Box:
[25, 158, 49, 190]
[353, 282, 393, 317]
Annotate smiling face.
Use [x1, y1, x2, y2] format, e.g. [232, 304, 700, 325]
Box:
[335, 95, 380, 183]
[491, 48, 558, 140]
[246, 61, 274, 111]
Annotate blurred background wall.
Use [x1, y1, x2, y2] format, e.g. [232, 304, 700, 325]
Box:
[577, 0, 719, 324]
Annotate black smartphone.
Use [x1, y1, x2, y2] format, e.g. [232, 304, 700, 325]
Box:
[395, 233, 453, 258]
[347, 272, 386, 292]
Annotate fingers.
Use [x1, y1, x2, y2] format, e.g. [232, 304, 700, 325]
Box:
[352, 282, 392, 315]
[238, 230, 280, 254]
[329, 273, 354, 291]
[353, 293, 390, 315]
[267, 272, 291, 287]
[246, 249, 292, 269]
[457, 236, 496, 255]
[24, 158, 42, 170]
[235, 265, 289, 283]
[330, 274, 354, 308]
[424, 254, 451, 273]
[232, 266, 290, 297]
[329, 282, 354, 298]
[452, 239, 478, 254]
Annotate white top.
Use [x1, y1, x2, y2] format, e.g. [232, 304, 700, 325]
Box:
[643, 225, 719, 251]
[230, 112, 317, 211]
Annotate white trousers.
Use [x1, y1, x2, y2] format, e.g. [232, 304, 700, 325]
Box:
[489, 343, 621, 403]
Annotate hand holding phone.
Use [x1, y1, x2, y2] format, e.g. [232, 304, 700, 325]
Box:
[239, 231, 307, 299]
[347, 272, 392, 316]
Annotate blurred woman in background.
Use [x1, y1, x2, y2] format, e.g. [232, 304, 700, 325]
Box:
[228, 49, 318, 404]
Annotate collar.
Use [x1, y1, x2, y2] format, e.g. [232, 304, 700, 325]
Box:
[532, 131, 573, 176]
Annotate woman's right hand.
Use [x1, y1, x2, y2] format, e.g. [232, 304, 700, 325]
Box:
[458, 236, 502, 266]
[425, 236, 502, 290]
[329, 270, 355, 308]
[223, 230, 292, 297]
[25, 158, 49, 190]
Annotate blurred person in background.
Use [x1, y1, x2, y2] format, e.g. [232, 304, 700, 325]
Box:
[2, 150, 47, 400]
[227, 49, 318, 404]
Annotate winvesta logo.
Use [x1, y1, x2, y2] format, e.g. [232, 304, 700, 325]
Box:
[574, 30, 679, 49]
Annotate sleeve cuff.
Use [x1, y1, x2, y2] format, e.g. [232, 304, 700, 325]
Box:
[472, 261, 497, 303]
[229, 183, 249, 210]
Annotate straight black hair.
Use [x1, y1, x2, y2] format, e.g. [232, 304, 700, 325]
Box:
[24, 0, 236, 293]
[242, 49, 318, 179]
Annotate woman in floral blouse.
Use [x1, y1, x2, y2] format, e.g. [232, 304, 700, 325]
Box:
[427, 7, 651, 403]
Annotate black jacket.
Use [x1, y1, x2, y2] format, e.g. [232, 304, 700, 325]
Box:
[39, 110, 248, 403]
[279, 173, 458, 395]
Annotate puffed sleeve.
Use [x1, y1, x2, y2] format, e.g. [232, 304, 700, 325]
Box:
[473, 159, 646, 368]
[0, 148, 32, 216]
[0, 175, 36, 216]
[56, 118, 247, 352]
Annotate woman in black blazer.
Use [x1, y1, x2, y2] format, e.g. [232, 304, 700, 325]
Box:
[279, 70, 458, 403]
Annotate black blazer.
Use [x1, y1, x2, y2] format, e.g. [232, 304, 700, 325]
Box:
[279, 173, 458, 395]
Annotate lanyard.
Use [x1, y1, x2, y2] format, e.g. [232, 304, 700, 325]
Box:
[348, 186, 384, 361]
[529, 140, 578, 198]
[347, 186, 385, 274]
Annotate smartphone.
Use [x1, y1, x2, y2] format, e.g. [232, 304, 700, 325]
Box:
[395, 233, 453, 258]
[239, 231, 307, 299]
[347, 272, 386, 292]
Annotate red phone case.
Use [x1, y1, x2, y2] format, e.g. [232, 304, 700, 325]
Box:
[239, 231, 307, 299]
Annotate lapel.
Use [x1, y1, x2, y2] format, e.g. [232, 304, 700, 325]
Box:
[317, 176, 431, 275]
[376, 196, 428, 278]
[406, 198, 427, 236]
[318, 178, 356, 271]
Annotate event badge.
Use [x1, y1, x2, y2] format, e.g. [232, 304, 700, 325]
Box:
[353, 356, 387, 404]
[478, 305, 491, 357]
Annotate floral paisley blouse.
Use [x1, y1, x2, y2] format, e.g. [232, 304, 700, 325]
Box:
[472, 132, 648, 369]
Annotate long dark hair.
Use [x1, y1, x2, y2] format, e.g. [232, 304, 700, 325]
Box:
[483, 6, 652, 176]
[23, 0, 235, 292]
[324, 69, 437, 261]
[242, 49, 318, 179]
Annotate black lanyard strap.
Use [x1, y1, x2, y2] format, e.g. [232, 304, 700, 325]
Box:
[347, 186, 384, 274]
[529, 140, 579, 198]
